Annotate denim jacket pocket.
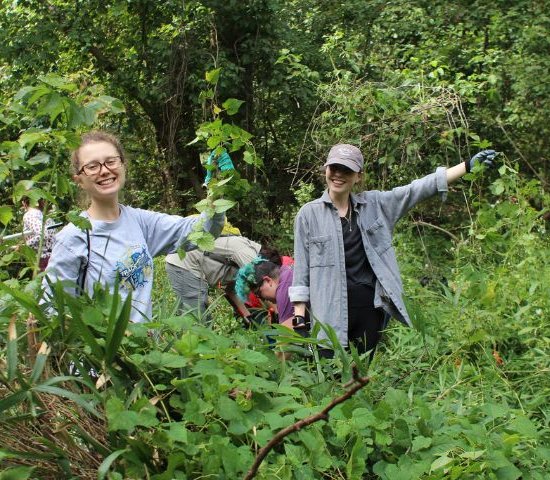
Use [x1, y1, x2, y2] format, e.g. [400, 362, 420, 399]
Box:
[364, 217, 392, 254]
[310, 235, 334, 267]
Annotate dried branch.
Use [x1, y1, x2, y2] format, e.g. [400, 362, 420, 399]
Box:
[26, 314, 39, 366]
[244, 367, 370, 480]
[412, 220, 459, 242]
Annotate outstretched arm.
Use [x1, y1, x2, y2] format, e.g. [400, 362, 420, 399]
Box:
[447, 149, 498, 184]
[446, 162, 467, 184]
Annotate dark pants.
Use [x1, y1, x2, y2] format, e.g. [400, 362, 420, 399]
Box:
[348, 284, 384, 354]
[319, 284, 384, 359]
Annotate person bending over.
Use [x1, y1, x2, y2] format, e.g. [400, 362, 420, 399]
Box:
[235, 258, 304, 329]
[165, 231, 262, 321]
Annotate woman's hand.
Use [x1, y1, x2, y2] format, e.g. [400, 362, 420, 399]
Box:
[466, 149, 499, 173]
[203, 150, 235, 186]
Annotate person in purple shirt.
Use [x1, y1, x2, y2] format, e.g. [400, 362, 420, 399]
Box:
[235, 259, 296, 326]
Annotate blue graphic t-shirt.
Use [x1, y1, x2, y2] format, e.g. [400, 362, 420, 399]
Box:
[115, 245, 154, 290]
[44, 205, 224, 322]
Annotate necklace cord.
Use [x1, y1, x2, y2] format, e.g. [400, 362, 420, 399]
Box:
[343, 200, 353, 232]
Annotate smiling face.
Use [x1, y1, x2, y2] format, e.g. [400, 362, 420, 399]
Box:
[325, 163, 361, 198]
[73, 141, 126, 202]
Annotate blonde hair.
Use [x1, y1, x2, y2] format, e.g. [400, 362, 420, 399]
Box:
[70, 130, 126, 174]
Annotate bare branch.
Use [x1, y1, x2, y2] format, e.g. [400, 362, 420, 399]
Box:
[244, 370, 370, 480]
[412, 220, 459, 242]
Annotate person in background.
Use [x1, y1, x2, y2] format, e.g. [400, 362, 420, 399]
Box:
[235, 258, 298, 328]
[165, 226, 260, 320]
[290, 144, 498, 358]
[22, 196, 57, 271]
[165, 228, 292, 325]
[43, 130, 227, 323]
[243, 246, 294, 311]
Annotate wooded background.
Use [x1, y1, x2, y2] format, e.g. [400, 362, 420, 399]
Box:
[1, 0, 548, 244]
[1, 3, 550, 479]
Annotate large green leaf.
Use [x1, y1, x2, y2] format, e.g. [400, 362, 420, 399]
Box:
[105, 292, 132, 365]
[62, 293, 104, 359]
[13, 180, 35, 201]
[17, 131, 49, 148]
[187, 231, 215, 251]
[222, 98, 245, 116]
[36, 92, 65, 124]
[27, 152, 51, 166]
[66, 211, 92, 231]
[38, 74, 78, 92]
[106, 397, 159, 433]
[205, 68, 221, 84]
[212, 198, 235, 213]
[22, 85, 51, 106]
[0, 283, 47, 323]
[0, 205, 13, 226]
[105, 280, 121, 348]
[97, 449, 128, 480]
[97, 95, 125, 114]
[66, 101, 87, 129]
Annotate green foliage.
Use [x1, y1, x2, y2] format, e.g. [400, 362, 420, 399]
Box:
[2, 167, 550, 477]
[2, 259, 549, 478]
[1, 2, 550, 478]
[185, 68, 262, 250]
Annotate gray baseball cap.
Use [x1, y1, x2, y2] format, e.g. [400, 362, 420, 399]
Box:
[324, 144, 364, 172]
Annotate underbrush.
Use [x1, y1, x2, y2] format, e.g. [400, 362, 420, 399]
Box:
[1, 179, 549, 479]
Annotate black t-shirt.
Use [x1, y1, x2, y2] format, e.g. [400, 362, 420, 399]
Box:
[340, 206, 375, 291]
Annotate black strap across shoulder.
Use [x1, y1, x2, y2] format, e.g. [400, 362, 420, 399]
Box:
[76, 229, 91, 295]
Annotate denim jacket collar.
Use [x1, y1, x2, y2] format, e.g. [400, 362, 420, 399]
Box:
[320, 190, 368, 208]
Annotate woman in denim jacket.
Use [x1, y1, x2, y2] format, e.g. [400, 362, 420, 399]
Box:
[289, 144, 497, 356]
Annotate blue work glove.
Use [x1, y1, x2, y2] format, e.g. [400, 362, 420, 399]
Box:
[466, 149, 499, 173]
[203, 150, 235, 186]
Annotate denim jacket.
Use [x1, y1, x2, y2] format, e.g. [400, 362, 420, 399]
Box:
[289, 167, 448, 346]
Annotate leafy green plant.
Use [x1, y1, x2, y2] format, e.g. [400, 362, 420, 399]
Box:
[184, 68, 263, 251]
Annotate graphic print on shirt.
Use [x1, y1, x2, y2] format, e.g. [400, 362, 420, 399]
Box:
[114, 245, 153, 290]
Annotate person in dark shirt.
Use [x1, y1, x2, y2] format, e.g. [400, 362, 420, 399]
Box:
[290, 144, 498, 357]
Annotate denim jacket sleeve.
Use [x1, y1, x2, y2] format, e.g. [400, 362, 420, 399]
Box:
[378, 167, 448, 227]
[289, 206, 310, 303]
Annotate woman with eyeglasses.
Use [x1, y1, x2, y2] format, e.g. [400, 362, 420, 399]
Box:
[289, 144, 499, 358]
[44, 130, 226, 323]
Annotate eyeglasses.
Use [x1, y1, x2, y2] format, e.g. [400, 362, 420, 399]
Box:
[78, 156, 123, 176]
[253, 277, 268, 297]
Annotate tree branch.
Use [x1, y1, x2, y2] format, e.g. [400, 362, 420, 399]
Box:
[412, 220, 459, 242]
[244, 367, 370, 480]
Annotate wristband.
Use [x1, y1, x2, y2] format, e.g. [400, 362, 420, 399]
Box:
[292, 315, 306, 327]
[465, 158, 471, 173]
